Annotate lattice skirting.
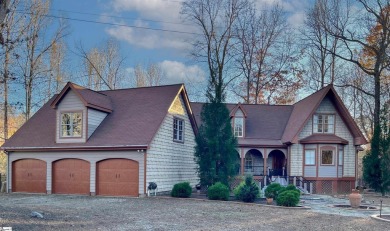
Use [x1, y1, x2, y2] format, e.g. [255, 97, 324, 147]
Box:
[310, 180, 354, 194]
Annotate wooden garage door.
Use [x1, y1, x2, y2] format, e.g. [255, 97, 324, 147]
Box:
[12, 159, 46, 193]
[52, 159, 90, 195]
[96, 159, 139, 196]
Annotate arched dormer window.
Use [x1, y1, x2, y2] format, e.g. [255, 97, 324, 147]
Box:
[230, 104, 247, 138]
[234, 117, 243, 137]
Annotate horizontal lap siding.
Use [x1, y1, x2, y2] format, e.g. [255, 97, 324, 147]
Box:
[56, 90, 87, 143]
[304, 166, 316, 177]
[147, 95, 198, 192]
[292, 96, 355, 178]
[8, 151, 144, 195]
[87, 109, 107, 138]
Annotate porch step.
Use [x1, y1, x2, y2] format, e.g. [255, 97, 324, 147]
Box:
[271, 176, 288, 186]
[296, 186, 310, 195]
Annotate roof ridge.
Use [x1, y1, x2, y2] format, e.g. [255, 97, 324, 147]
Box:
[293, 85, 332, 105]
[99, 83, 184, 92]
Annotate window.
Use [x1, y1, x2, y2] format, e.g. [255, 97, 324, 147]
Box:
[245, 154, 253, 172]
[305, 150, 315, 165]
[321, 150, 334, 165]
[61, 112, 82, 137]
[338, 148, 343, 165]
[313, 114, 334, 133]
[173, 118, 184, 142]
[234, 117, 244, 137]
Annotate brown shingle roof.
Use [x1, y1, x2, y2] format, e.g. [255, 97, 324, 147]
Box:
[281, 85, 331, 144]
[2, 84, 186, 150]
[190, 102, 293, 143]
[51, 82, 113, 112]
[299, 134, 349, 145]
[191, 84, 367, 146]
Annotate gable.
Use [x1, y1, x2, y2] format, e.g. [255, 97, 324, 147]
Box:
[283, 85, 367, 145]
[56, 89, 87, 143]
[235, 109, 244, 117]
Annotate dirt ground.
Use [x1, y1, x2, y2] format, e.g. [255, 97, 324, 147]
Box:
[0, 193, 389, 231]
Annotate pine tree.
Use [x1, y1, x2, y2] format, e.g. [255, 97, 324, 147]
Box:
[363, 106, 390, 196]
[195, 101, 237, 187]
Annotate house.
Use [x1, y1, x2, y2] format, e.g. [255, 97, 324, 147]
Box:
[191, 84, 367, 194]
[2, 83, 367, 196]
[1, 82, 199, 196]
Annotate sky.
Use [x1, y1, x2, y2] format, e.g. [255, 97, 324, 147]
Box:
[50, 0, 313, 99]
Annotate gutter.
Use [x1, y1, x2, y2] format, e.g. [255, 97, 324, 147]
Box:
[1, 144, 149, 152]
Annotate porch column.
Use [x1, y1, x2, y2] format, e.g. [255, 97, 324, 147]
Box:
[263, 148, 267, 176]
[240, 149, 245, 176]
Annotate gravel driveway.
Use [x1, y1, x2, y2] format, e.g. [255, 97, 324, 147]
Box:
[0, 193, 389, 231]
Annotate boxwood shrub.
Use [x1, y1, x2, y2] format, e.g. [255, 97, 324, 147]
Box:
[207, 182, 230, 201]
[276, 190, 300, 207]
[264, 183, 282, 199]
[171, 182, 192, 198]
[233, 175, 260, 203]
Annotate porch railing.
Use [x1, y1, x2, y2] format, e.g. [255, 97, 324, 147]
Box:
[243, 166, 264, 176]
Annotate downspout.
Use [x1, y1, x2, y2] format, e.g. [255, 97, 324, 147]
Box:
[5, 150, 9, 193]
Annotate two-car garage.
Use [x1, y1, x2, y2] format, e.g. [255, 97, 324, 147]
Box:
[11, 158, 139, 197]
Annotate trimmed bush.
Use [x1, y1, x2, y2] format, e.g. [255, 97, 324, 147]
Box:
[207, 182, 230, 201]
[276, 190, 300, 207]
[264, 183, 282, 199]
[278, 184, 301, 195]
[171, 182, 192, 198]
[234, 175, 260, 203]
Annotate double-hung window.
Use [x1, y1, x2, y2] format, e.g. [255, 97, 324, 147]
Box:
[313, 114, 334, 133]
[245, 154, 253, 172]
[305, 150, 315, 165]
[234, 117, 244, 137]
[61, 112, 82, 137]
[338, 148, 343, 165]
[173, 118, 184, 142]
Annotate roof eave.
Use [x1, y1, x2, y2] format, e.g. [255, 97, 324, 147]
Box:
[2, 145, 149, 152]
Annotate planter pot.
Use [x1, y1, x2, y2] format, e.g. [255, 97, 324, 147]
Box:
[266, 198, 273, 205]
[349, 189, 362, 208]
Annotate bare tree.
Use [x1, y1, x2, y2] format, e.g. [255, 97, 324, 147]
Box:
[16, 0, 68, 120]
[234, 3, 303, 104]
[78, 39, 125, 91]
[0, 0, 30, 139]
[45, 39, 67, 100]
[181, 0, 249, 102]
[133, 62, 163, 87]
[319, 0, 390, 152]
[301, 0, 344, 89]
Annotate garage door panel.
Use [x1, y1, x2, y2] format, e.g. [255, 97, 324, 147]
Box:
[97, 159, 139, 196]
[53, 159, 90, 195]
[12, 159, 46, 193]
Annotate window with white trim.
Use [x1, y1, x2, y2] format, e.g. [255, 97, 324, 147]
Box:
[321, 150, 334, 165]
[173, 118, 184, 142]
[338, 148, 343, 165]
[313, 114, 334, 133]
[245, 154, 253, 172]
[234, 117, 244, 137]
[305, 150, 315, 165]
[61, 112, 82, 137]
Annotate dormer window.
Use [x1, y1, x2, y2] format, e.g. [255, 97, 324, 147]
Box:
[234, 117, 244, 137]
[61, 112, 82, 137]
[313, 114, 334, 133]
[173, 117, 184, 142]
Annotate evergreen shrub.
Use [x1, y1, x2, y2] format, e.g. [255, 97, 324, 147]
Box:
[207, 182, 230, 201]
[171, 182, 192, 198]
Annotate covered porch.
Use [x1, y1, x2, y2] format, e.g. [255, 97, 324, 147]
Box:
[236, 148, 288, 177]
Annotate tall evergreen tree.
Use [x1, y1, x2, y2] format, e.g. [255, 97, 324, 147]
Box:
[363, 105, 390, 196]
[195, 101, 237, 187]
